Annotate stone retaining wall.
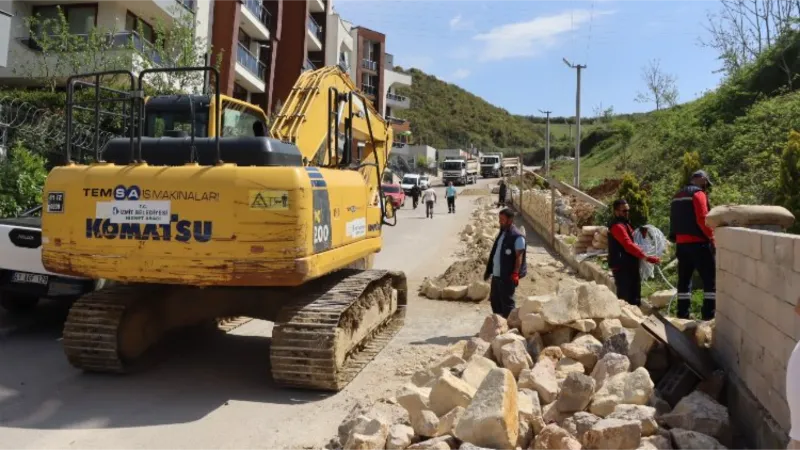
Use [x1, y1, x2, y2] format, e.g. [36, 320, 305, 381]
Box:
[714, 226, 800, 448]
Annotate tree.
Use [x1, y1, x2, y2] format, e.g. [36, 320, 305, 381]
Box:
[776, 130, 800, 231]
[702, 0, 800, 76]
[616, 172, 650, 228]
[612, 120, 636, 169]
[13, 4, 218, 94]
[679, 151, 703, 188]
[0, 141, 48, 217]
[635, 59, 679, 110]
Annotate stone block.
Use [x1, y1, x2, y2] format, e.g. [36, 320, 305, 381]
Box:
[774, 299, 799, 343]
[742, 365, 769, 404]
[761, 233, 777, 264]
[717, 227, 762, 259]
[756, 263, 800, 305]
[773, 233, 795, 268]
[766, 389, 791, 432]
[729, 254, 757, 286]
[795, 238, 800, 274]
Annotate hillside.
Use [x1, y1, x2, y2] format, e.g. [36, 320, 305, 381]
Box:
[549, 27, 800, 233]
[393, 68, 546, 151]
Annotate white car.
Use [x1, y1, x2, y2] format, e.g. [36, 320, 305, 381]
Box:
[0, 206, 106, 313]
[419, 175, 431, 189]
[400, 173, 421, 195]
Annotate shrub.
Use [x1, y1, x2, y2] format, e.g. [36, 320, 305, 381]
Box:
[0, 141, 48, 217]
[776, 130, 800, 231]
[678, 151, 702, 189]
[616, 172, 650, 227]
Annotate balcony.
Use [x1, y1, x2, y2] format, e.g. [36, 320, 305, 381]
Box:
[362, 84, 377, 97]
[308, 0, 326, 13]
[362, 59, 378, 72]
[306, 14, 323, 52]
[240, 0, 271, 41]
[235, 42, 266, 93]
[19, 31, 164, 66]
[386, 92, 410, 109]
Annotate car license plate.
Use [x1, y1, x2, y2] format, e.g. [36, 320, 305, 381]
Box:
[11, 272, 48, 285]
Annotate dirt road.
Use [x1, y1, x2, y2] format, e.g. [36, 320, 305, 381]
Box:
[0, 178, 563, 449]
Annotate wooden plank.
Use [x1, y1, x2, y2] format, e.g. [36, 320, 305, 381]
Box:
[641, 312, 716, 380]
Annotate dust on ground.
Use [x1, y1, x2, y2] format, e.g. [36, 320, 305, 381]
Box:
[460, 188, 491, 196]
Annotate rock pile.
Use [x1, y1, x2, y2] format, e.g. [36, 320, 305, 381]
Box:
[336, 279, 730, 450]
[573, 226, 608, 254]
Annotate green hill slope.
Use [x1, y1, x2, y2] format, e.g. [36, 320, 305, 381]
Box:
[550, 27, 800, 232]
[393, 68, 546, 151]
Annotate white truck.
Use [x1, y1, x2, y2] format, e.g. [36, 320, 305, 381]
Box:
[502, 157, 521, 177]
[441, 157, 478, 185]
[0, 206, 105, 313]
[480, 153, 504, 178]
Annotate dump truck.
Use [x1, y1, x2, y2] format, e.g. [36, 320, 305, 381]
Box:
[441, 157, 478, 185]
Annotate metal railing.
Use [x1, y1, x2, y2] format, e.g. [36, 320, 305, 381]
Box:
[362, 84, 377, 96]
[362, 59, 377, 71]
[237, 42, 266, 78]
[176, 0, 196, 12]
[307, 14, 323, 41]
[19, 31, 163, 65]
[303, 58, 316, 72]
[243, 0, 271, 28]
[387, 92, 407, 102]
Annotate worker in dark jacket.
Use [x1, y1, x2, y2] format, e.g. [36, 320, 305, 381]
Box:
[498, 180, 507, 206]
[484, 208, 527, 318]
[669, 170, 716, 320]
[608, 199, 661, 306]
[410, 184, 421, 209]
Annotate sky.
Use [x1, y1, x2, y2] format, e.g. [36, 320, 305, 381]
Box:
[334, 0, 727, 117]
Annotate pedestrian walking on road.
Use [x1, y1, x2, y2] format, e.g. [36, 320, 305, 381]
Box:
[669, 170, 716, 320]
[484, 208, 527, 318]
[421, 185, 437, 219]
[787, 300, 800, 449]
[410, 184, 421, 209]
[445, 182, 457, 213]
[608, 199, 661, 306]
[498, 180, 507, 207]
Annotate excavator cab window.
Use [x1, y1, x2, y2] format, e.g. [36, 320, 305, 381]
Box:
[144, 95, 210, 138]
[220, 101, 263, 137]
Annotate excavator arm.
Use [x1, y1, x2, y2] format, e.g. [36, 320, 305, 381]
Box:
[270, 67, 393, 215]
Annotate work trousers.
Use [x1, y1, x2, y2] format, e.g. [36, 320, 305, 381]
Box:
[498, 194, 506, 206]
[447, 196, 455, 213]
[676, 242, 716, 320]
[412, 196, 419, 209]
[612, 265, 641, 306]
[425, 200, 434, 218]
[490, 276, 516, 318]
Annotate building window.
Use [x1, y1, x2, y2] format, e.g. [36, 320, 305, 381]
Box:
[232, 83, 248, 102]
[238, 28, 252, 48]
[33, 4, 97, 36]
[125, 11, 155, 44]
[362, 39, 374, 61]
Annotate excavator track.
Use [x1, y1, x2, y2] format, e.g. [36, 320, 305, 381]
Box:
[270, 269, 407, 391]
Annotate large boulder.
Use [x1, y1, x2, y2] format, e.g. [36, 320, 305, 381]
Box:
[591, 352, 631, 388]
[706, 204, 795, 229]
[569, 319, 597, 332]
[437, 406, 465, 436]
[629, 326, 657, 369]
[670, 429, 727, 449]
[479, 314, 508, 342]
[527, 333, 545, 361]
[661, 391, 730, 442]
[454, 368, 519, 449]
[638, 435, 673, 450]
[561, 411, 601, 442]
[582, 418, 642, 450]
[412, 410, 440, 438]
[413, 355, 466, 388]
[386, 424, 415, 450]
[518, 388, 545, 434]
[521, 313, 553, 337]
[519, 294, 554, 315]
[407, 435, 457, 450]
[397, 383, 432, 420]
[429, 370, 477, 416]
[500, 339, 533, 378]
[544, 327, 575, 347]
[507, 308, 522, 330]
[619, 304, 645, 328]
[539, 346, 564, 363]
[461, 356, 497, 389]
[521, 358, 559, 404]
[590, 367, 655, 417]
[442, 285, 469, 301]
[648, 290, 676, 309]
[555, 372, 596, 413]
[344, 417, 390, 450]
[561, 333, 603, 370]
[601, 332, 631, 358]
[608, 404, 658, 436]
[539, 286, 582, 325]
[532, 423, 582, 450]
[491, 332, 526, 361]
[555, 357, 585, 379]
[463, 337, 493, 361]
[597, 318, 625, 341]
[540, 282, 622, 325]
[466, 281, 491, 301]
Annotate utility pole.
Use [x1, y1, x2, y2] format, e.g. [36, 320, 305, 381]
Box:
[563, 58, 586, 188]
[538, 109, 551, 175]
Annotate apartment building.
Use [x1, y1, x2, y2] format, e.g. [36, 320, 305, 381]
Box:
[0, 0, 209, 83]
[0, 1, 11, 68]
[324, 11, 352, 70]
[210, 0, 273, 107]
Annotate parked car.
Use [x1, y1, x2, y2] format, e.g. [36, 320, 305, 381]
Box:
[382, 183, 406, 208]
[419, 175, 431, 189]
[400, 173, 421, 195]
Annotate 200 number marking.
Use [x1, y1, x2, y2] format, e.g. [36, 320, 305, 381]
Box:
[313, 224, 330, 244]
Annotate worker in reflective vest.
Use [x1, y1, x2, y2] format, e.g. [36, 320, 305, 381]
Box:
[607, 199, 660, 306]
[669, 170, 716, 320]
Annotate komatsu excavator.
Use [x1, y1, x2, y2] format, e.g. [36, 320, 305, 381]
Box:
[40, 66, 406, 391]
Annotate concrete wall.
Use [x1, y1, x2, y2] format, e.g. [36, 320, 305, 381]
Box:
[0, 1, 10, 68]
[713, 226, 800, 447]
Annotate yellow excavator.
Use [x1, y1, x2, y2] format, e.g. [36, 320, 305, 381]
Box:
[39, 66, 406, 391]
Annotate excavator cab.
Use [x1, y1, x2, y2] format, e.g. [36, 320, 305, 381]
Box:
[40, 66, 406, 391]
